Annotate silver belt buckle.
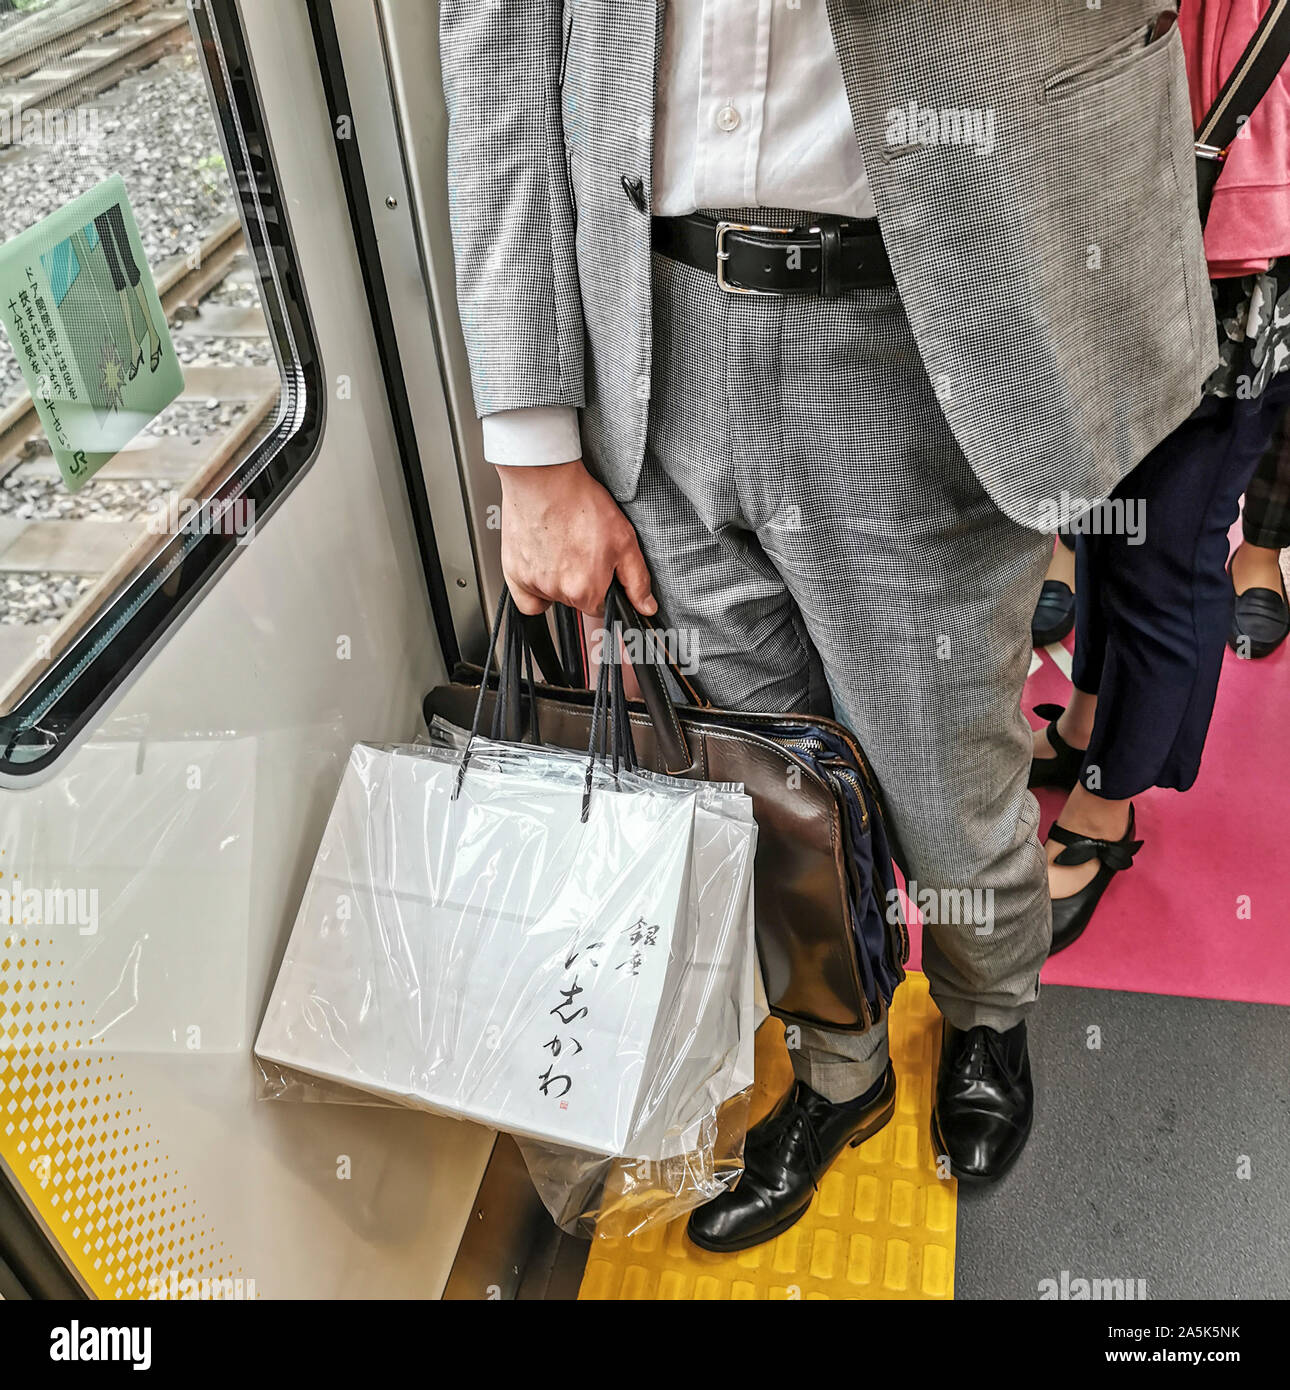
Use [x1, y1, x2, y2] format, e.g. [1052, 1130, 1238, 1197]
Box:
[715, 220, 794, 296]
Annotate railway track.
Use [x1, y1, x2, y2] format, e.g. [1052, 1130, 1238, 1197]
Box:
[0, 245, 279, 712]
[0, 0, 187, 150]
[0, 7, 278, 711]
[0, 0, 160, 85]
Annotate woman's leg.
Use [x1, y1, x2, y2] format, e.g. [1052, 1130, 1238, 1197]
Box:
[116, 287, 141, 367]
[132, 283, 163, 360]
[1031, 526, 1078, 648]
[1069, 397, 1242, 799]
[1231, 401, 1290, 594]
[1046, 532, 1076, 585]
[93, 212, 142, 367]
[1046, 381, 1290, 888]
[1045, 526, 1128, 898]
[101, 204, 162, 360]
[1231, 540, 1287, 592]
[1032, 528, 1103, 763]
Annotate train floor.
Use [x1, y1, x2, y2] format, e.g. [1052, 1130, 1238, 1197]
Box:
[561, 591, 1290, 1301]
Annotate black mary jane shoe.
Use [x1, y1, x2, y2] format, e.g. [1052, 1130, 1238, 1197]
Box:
[1047, 804, 1143, 954]
[1229, 566, 1290, 660]
[686, 1070, 897, 1254]
[1031, 579, 1076, 647]
[1028, 702, 1086, 791]
[931, 1019, 1033, 1184]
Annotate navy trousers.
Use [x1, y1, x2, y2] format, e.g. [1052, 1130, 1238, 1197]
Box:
[1073, 371, 1290, 799]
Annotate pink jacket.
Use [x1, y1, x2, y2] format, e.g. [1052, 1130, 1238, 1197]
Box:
[1180, 0, 1290, 275]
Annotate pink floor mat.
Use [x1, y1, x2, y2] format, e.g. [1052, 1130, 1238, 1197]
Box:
[905, 627, 1290, 1007]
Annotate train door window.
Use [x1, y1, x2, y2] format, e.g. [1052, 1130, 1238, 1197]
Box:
[0, 0, 321, 776]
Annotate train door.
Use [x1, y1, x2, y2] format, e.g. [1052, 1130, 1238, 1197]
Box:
[0, 0, 523, 1300]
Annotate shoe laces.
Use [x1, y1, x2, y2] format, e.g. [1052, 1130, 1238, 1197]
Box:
[760, 1088, 826, 1190]
[957, 1026, 1011, 1083]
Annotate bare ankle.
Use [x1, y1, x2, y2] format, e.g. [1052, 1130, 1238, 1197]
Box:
[1057, 688, 1097, 750]
[1231, 541, 1283, 595]
[1058, 785, 1130, 839]
[1055, 710, 1091, 751]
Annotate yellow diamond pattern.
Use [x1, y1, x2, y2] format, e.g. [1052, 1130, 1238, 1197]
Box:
[0, 914, 244, 1300]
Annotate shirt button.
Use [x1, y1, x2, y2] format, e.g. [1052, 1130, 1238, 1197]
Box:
[715, 104, 741, 133]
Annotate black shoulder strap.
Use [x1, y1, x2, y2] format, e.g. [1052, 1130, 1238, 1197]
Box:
[1195, 0, 1290, 224]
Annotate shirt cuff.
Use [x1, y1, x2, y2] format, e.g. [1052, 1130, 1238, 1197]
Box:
[481, 406, 582, 467]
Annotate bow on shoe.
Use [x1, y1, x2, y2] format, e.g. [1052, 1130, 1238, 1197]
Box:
[1048, 805, 1143, 872]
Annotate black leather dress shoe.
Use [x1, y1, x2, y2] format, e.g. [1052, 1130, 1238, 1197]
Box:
[1028, 702, 1086, 790]
[931, 1019, 1032, 1184]
[1047, 803, 1143, 954]
[1229, 567, 1290, 659]
[686, 1070, 897, 1253]
[1031, 579, 1076, 647]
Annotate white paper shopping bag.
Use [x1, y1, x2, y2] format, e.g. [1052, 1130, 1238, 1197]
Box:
[255, 740, 699, 1155]
[626, 781, 757, 1158]
[515, 776, 759, 1235]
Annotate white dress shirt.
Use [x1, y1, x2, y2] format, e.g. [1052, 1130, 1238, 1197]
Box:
[482, 0, 873, 468]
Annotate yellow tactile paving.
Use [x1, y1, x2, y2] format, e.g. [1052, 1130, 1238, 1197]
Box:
[579, 971, 955, 1301]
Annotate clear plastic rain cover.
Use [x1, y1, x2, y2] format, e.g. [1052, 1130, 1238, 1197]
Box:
[255, 735, 757, 1237]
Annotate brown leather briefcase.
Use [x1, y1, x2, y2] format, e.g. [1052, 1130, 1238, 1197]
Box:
[424, 585, 908, 1033]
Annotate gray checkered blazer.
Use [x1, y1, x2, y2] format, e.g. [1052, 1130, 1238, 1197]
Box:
[440, 0, 1217, 530]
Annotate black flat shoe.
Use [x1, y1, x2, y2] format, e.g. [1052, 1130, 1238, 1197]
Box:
[931, 1019, 1032, 1184]
[1047, 803, 1143, 954]
[686, 1069, 896, 1254]
[1032, 579, 1075, 647]
[1229, 565, 1290, 659]
[1028, 702, 1086, 790]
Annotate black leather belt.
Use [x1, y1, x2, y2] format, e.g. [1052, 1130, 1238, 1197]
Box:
[651, 213, 894, 297]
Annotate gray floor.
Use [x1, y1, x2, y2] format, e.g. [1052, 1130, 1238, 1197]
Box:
[954, 983, 1290, 1299]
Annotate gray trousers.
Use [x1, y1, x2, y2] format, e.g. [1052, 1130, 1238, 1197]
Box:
[616, 227, 1054, 1101]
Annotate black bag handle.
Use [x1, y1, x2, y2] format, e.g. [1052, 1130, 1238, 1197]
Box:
[452, 585, 621, 817]
[453, 587, 511, 800]
[602, 579, 696, 774]
[506, 583, 696, 775]
[517, 610, 572, 688]
[579, 584, 638, 819]
[452, 584, 691, 810]
[518, 601, 704, 715]
[1194, 0, 1290, 225]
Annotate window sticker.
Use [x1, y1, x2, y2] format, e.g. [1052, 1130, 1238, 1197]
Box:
[0, 174, 183, 493]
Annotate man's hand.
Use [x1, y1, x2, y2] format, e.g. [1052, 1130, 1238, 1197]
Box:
[496, 459, 658, 618]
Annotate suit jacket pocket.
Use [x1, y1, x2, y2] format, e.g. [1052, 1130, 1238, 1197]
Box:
[1044, 16, 1179, 106]
[1042, 17, 1206, 429]
[1051, 0, 1176, 67]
